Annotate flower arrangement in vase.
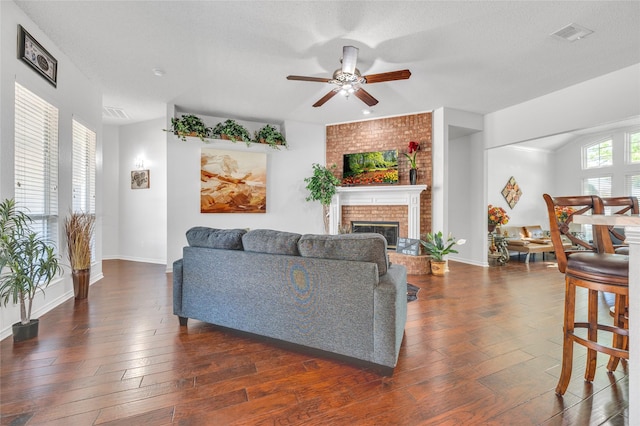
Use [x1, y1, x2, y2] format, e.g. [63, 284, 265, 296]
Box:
[403, 141, 419, 184]
[488, 204, 509, 232]
[555, 206, 576, 223]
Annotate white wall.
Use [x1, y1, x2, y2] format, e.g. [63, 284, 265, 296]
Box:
[118, 118, 167, 264]
[102, 125, 119, 258]
[166, 107, 326, 270]
[484, 64, 640, 149]
[0, 1, 103, 339]
[487, 145, 556, 228]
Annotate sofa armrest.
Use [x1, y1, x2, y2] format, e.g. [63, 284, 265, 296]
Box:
[172, 259, 184, 317]
[373, 264, 407, 367]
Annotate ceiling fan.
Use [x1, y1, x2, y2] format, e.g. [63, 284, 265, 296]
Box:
[287, 46, 411, 108]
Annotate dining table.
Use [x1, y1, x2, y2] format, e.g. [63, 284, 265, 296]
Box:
[572, 214, 639, 423]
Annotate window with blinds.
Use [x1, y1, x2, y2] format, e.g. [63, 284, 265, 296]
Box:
[626, 174, 640, 197]
[583, 176, 612, 197]
[628, 131, 640, 164]
[583, 138, 613, 169]
[72, 119, 96, 213]
[14, 82, 59, 244]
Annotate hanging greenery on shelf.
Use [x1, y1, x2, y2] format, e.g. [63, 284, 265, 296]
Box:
[163, 114, 211, 142]
[254, 124, 287, 150]
[210, 119, 252, 144]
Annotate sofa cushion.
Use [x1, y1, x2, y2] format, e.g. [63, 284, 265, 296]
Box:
[298, 233, 388, 276]
[186, 227, 246, 250]
[242, 229, 301, 256]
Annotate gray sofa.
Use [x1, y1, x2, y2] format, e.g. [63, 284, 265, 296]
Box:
[173, 228, 407, 370]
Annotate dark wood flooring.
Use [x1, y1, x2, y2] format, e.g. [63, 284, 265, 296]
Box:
[1, 258, 628, 425]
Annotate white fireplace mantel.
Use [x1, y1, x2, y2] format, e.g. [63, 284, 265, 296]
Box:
[329, 185, 428, 239]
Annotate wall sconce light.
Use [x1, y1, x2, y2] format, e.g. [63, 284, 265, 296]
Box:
[134, 157, 144, 170]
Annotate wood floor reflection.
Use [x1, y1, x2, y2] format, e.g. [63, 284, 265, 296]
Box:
[0, 258, 628, 425]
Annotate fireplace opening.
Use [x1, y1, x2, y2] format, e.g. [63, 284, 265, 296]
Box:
[351, 221, 400, 250]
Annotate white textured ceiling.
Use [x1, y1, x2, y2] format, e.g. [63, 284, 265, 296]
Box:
[14, 1, 640, 128]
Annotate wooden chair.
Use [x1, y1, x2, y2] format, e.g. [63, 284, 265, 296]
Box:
[601, 196, 640, 255]
[600, 196, 637, 363]
[542, 194, 629, 395]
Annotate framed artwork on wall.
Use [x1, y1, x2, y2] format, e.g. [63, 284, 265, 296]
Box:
[501, 176, 522, 209]
[131, 170, 150, 189]
[201, 148, 267, 213]
[17, 25, 58, 87]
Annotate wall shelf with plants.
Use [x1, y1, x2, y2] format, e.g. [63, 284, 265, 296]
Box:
[164, 114, 287, 150]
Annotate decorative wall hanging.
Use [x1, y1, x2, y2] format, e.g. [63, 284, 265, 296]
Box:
[131, 170, 150, 189]
[201, 148, 267, 213]
[18, 25, 57, 87]
[501, 176, 522, 209]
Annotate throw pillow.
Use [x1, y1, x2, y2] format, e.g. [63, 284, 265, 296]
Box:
[298, 233, 388, 276]
[185, 227, 246, 250]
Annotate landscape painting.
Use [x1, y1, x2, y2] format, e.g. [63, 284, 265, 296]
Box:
[200, 148, 267, 213]
[342, 149, 398, 186]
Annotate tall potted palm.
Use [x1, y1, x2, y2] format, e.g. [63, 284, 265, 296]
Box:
[0, 199, 63, 341]
[64, 212, 95, 299]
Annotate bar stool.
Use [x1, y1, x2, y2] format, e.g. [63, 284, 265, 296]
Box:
[542, 194, 629, 395]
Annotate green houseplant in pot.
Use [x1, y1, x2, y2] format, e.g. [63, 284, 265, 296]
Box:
[254, 124, 287, 150]
[65, 212, 95, 299]
[211, 119, 251, 144]
[420, 231, 466, 276]
[164, 114, 211, 142]
[304, 163, 341, 233]
[0, 198, 63, 342]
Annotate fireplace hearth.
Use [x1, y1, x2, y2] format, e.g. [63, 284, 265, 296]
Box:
[352, 221, 399, 249]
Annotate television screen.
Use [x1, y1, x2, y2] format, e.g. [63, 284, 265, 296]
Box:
[342, 149, 398, 186]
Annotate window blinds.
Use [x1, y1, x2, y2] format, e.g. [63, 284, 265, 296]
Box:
[14, 82, 59, 243]
[72, 119, 96, 214]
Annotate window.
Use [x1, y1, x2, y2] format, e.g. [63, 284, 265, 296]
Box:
[14, 82, 59, 243]
[626, 174, 640, 198]
[72, 119, 96, 213]
[583, 138, 613, 169]
[583, 176, 612, 197]
[628, 130, 640, 164]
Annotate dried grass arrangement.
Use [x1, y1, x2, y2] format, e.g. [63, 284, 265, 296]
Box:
[64, 212, 95, 271]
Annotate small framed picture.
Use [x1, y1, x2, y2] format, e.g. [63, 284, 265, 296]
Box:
[17, 25, 58, 87]
[131, 170, 150, 189]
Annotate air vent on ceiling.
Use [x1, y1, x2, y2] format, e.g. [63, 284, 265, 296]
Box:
[102, 106, 130, 120]
[551, 23, 594, 42]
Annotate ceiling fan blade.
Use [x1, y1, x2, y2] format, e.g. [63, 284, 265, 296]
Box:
[287, 75, 331, 83]
[354, 88, 379, 107]
[341, 46, 358, 75]
[313, 90, 338, 107]
[363, 69, 411, 84]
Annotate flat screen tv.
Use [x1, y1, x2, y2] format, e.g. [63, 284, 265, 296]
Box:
[342, 149, 398, 186]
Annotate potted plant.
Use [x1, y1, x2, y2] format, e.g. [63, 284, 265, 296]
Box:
[420, 231, 466, 276]
[211, 119, 251, 143]
[254, 124, 287, 150]
[64, 212, 96, 299]
[0, 198, 63, 342]
[164, 114, 211, 142]
[304, 163, 341, 233]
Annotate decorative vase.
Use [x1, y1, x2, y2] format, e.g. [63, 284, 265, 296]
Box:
[430, 260, 447, 276]
[409, 169, 417, 185]
[72, 268, 91, 299]
[12, 319, 39, 342]
[488, 224, 496, 233]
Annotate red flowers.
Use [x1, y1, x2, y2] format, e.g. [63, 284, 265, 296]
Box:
[404, 141, 420, 169]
